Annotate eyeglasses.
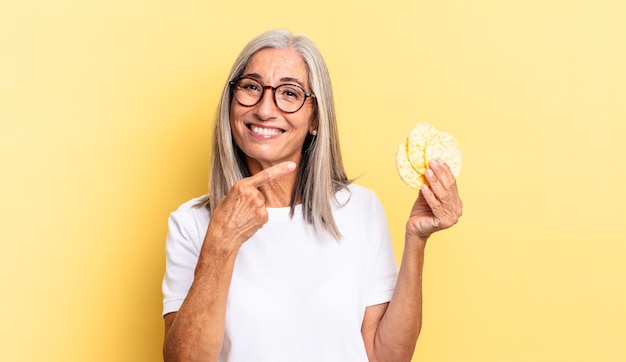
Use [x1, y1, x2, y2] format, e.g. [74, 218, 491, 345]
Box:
[229, 77, 315, 113]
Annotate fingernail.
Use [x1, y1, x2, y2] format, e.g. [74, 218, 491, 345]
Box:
[425, 169, 434, 178]
[287, 162, 296, 170]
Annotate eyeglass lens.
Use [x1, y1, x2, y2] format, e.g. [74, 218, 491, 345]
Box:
[233, 78, 309, 113]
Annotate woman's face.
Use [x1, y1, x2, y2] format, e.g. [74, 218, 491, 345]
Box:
[230, 47, 316, 173]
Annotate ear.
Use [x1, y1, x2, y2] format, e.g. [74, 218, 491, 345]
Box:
[309, 117, 318, 136]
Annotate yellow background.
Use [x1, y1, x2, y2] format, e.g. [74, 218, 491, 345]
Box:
[1, 0, 625, 361]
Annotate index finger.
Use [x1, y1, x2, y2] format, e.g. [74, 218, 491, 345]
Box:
[428, 158, 458, 190]
[247, 161, 297, 188]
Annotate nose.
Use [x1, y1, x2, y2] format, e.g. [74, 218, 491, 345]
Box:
[253, 86, 279, 120]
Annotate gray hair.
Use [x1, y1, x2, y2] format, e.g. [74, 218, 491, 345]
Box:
[200, 29, 350, 240]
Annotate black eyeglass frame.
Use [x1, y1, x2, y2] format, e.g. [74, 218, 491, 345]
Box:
[229, 77, 316, 113]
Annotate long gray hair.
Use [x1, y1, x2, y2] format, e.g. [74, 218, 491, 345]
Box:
[199, 29, 350, 240]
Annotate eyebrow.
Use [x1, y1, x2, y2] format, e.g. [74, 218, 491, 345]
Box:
[241, 73, 306, 88]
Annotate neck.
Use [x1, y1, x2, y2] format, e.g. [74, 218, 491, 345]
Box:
[247, 159, 298, 208]
[259, 181, 295, 208]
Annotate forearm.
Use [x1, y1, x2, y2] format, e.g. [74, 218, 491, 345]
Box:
[373, 236, 426, 361]
[163, 243, 239, 362]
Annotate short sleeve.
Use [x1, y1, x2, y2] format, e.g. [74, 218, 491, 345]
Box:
[161, 199, 206, 317]
[364, 194, 399, 307]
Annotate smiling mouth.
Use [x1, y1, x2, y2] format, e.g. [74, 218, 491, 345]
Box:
[248, 124, 284, 136]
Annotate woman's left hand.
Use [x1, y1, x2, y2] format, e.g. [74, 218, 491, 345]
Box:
[406, 158, 463, 241]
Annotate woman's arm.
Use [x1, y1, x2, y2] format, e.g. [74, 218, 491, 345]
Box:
[163, 239, 240, 361]
[362, 159, 463, 361]
[163, 162, 297, 362]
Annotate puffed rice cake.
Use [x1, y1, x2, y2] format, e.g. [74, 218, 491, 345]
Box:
[396, 122, 462, 189]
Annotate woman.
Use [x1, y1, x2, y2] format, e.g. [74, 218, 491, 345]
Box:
[162, 29, 462, 362]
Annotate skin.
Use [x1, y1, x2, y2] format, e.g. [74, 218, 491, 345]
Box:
[163, 48, 463, 362]
[229, 47, 317, 207]
[362, 159, 462, 362]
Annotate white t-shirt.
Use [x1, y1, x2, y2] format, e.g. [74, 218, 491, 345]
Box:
[162, 184, 399, 362]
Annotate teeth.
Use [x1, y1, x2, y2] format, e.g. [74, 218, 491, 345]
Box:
[250, 125, 282, 136]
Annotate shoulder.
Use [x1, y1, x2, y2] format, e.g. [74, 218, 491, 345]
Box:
[333, 184, 387, 223]
[332, 184, 392, 249]
[171, 196, 208, 217]
[167, 196, 210, 241]
[336, 183, 382, 208]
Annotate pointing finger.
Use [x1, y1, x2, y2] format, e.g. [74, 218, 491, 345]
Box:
[247, 162, 297, 188]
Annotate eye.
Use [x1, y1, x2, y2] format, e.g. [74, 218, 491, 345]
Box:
[277, 85, 304, 102]
[238, 79, 262, 93]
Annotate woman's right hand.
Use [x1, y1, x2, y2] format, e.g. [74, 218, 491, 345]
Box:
[164, 162, 296, 362]
[205, 161, 297, 249]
